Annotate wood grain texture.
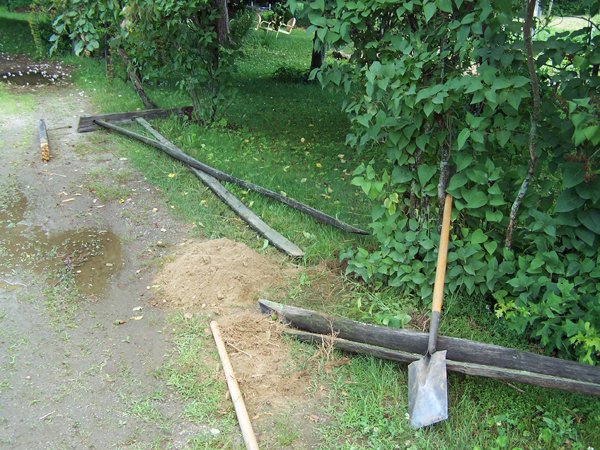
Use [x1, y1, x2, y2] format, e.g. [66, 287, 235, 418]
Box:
[77, 107, 192, 133]
[135, 117, 304, 257]
[259, 299, 600, 388]
[287, 329, 600, 397]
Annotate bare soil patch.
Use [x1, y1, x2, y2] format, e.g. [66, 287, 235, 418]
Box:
[154, 238, 326, 447]
[0, 52, 70, 85]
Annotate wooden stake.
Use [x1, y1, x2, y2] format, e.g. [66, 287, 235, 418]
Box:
[39, 119, 50, 162]
[210, 321, 259, 450]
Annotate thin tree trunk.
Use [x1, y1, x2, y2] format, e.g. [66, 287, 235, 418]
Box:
[505, 0, 541, 249]
[215, 0, 230, 44]
[118, 48, 157, 109]
[310, 32, 325, 71]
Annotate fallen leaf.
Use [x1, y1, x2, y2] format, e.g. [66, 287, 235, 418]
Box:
[130, 315, 144, 321]
[168, 173, 176, 178]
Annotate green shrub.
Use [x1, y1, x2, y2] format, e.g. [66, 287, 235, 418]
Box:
[296, 0, 600, 364]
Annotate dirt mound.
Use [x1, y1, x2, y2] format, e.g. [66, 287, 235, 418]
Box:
[156, 238, 290, 311]
[154, 238, 323, 444]
[218, 312, 310, 410]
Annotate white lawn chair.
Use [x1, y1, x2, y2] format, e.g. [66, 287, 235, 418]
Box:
[258, 17, 296, 38]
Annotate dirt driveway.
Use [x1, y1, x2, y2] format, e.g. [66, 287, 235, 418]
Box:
[0, 80, 205, 448]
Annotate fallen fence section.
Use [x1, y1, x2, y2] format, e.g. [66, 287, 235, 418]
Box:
[136, 118, 303, 258]
[259, 299, 600, 397]
[94, 118, 367, 235]
[77, 107, 192, 133]
[39, 119, 50, 162]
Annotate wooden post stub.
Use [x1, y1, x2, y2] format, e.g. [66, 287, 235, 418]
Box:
[39, 119, 50, 162]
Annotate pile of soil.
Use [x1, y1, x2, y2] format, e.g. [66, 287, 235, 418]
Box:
[154, 238, 324, 438]
[156, 238, 292, 312]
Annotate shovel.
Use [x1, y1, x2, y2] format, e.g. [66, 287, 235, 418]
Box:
[408, 194, 453, 429]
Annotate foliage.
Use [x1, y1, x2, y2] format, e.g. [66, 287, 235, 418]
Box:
[48, 0, 123, 55]
[552, 0, 593, 16]
[295, 0, 600, 364]
[122, 1, 251, 124]
[46, 0, 252, 124]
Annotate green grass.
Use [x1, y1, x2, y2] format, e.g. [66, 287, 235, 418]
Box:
[157, 314, 239, 448]
[1, 11, 599, 448]
[0, 6, 35, 54]
[319, 355, 600, 449]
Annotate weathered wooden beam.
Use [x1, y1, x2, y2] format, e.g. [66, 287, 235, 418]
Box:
[287, 329, 600, 397]
[77, 107, 192, 133]
[135, 118, 303, 258]
[95, 119, 368, 235]
[259, 299, 600, 386]
[39, 119, 50, 162]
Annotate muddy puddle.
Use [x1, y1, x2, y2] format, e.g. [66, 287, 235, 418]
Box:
[0, 187, 122, 296]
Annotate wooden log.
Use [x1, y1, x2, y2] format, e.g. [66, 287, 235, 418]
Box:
[95, 119, 368, 235]
[210, 321, 260, 450]
[77, 107, 193, 133]
[135, 118, 303, 257]
[195, 168, 304, 257]
[286, 329, 600, 397]
[39, 119, 50, 162]
[259, 299, 600, 387]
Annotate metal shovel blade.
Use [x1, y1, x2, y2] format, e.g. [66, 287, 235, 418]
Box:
[408, 350, 448, 429]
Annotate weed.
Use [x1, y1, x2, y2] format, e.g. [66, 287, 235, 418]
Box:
[85, 181, 129, 202]
[157, 314, 236, 437]
[43, 268, 83, 331]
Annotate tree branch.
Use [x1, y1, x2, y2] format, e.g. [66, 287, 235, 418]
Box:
[505, 0, 541, 249]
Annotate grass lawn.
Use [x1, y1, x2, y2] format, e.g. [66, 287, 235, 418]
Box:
[1, 9, 599, 449]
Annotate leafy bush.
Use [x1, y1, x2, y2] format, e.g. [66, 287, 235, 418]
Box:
[295, 0, 600, 364]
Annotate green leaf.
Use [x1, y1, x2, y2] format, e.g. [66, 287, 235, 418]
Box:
[470, 228, 488, 245]
[462, 189, 488, 209]
[457, 128, 470, 150]
[563, 162, 585, 189]
[486, 210, 503, 222]
[555, 188, 586, 213]
[418, 165, 437, 187]
[484, 241, 498, 254]
[447, 172, 468, 192]
[575, 177, 600, 203]
[577, 209, 600, 234]
[507, 94, 521, 111]
[423, 3, 437, 22]
[456, 153, 473, 171]
[436, 0, 453, 13]
[575, 227, 596, 247]
[391, 166, 413, 184]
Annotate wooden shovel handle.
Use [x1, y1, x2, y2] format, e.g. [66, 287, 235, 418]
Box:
[432, 195, 453, 313]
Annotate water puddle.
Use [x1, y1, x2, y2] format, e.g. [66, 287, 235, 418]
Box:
[0, 187, 122, 296]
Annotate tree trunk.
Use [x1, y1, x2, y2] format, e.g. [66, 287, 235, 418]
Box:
[310, 32, 325, 71]
[117, 48, 157, 109]
[504, 0, 541, 249]
[215, 0, 230, 45]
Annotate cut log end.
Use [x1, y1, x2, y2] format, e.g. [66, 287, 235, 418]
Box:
[41, 143, 50, 162]
[39, 119, 50, 162]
